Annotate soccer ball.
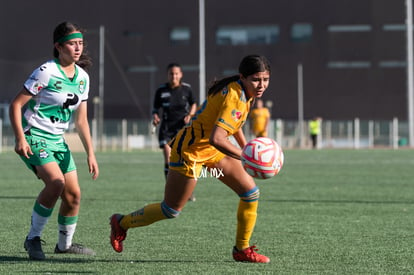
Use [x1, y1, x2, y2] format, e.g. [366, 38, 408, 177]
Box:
[241, 137, 284, 179]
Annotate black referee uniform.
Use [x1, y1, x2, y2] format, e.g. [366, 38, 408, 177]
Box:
[152, 82, 196, 148]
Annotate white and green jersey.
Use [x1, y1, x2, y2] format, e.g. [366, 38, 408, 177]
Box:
[23, 59, 89, 136]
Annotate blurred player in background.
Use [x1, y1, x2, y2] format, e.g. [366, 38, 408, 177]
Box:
[152, 63, 197, 201]
[9, 22, 99, 261]
[249, 98, 270, 138]
[309, 116, 322, 149]
[110, 55, 272, 263]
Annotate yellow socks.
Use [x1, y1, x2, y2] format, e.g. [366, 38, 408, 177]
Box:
[235, 199, 258, 250]
[120, 203, 167, 229]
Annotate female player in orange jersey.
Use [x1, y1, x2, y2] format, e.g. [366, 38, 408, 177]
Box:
[250, 98, 271, 137]
[110, 55, 271, 263]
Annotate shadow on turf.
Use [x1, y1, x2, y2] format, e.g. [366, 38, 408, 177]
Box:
[0, 196, 37, 200]
[0, 255, 230, 264]
[0, 195, 160, 203]
[266, 198, 414, 204]
[0, 195, 114, 205]
[0, 255, 95, 263]
[2, 195, 413, 205]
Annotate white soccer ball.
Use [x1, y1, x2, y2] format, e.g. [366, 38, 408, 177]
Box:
[241, 137, 284, 179]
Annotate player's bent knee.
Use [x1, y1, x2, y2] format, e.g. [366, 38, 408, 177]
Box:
[161, 200, 181, 218]
[239, 186, 260, 202]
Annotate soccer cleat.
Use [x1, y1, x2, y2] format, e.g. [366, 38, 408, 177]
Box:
[24, 236, 46, 261]
[110, 214, 127, 253]
[232, 245, 270, 263]
[54, 243, 96, 256]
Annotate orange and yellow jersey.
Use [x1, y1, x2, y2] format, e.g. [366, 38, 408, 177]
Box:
[250, 107, 270, 135]
[169, 80, 253, 165]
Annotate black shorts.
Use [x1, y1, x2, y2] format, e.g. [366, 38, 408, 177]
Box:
[158, 120, 185, 148]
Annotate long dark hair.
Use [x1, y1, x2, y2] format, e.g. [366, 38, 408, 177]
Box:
[53, 21, 92, 71]
[207, 55, 271, 96]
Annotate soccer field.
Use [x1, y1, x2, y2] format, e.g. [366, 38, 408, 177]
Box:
[1, 149, 413, 274]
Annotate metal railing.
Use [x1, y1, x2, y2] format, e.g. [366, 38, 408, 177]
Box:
[0, 118, 411, 153]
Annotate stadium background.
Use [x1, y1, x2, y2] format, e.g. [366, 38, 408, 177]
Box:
[0, 0, 411, 149]
[1, 2, 413, 272]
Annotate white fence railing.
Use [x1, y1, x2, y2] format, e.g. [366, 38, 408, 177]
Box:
[0, 118, 411, 153]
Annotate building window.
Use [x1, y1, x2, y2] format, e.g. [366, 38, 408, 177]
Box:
[222, 69, 238, 76]
[291, 23, 313, 42]
[327, 61, 371, 69]
[379, 61, 406, 68]
[328, 25, 372, 32]
[383, 24, 406, 31]
[216, 25, 279, 45]
[170, 27, 191, 45]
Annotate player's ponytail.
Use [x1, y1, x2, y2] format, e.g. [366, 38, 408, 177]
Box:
[207, 75, 240, 96]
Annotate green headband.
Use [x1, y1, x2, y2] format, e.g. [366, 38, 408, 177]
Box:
[56, 32, 83, 43]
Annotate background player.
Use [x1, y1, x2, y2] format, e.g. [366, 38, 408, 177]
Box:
[249, 98, 270, 138]
[309, 116, 322, 149]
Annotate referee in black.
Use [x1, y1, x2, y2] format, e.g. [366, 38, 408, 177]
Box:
[152, 63, 197, 200]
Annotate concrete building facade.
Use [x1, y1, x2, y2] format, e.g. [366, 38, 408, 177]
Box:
[0, 0, 409, 120]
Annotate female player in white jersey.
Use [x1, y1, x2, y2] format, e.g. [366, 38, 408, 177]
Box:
[9, 21, 99, 260]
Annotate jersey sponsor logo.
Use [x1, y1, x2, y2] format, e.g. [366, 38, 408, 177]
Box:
[231, 109, 242, 122]
[218, 118, 235, 130]
[49, 94, 80, 124]
[33, 82, 43, 92]
[63, 93, 79, 109]
[50, 116, 60, 123]
[161, 92, 171, 98]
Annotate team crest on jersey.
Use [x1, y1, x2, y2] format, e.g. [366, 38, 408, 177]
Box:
[79, 80, 85, 93]
[221, 87, 228, 95]
[231, 109, 242, 122]
[39, 149, 49, 159]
